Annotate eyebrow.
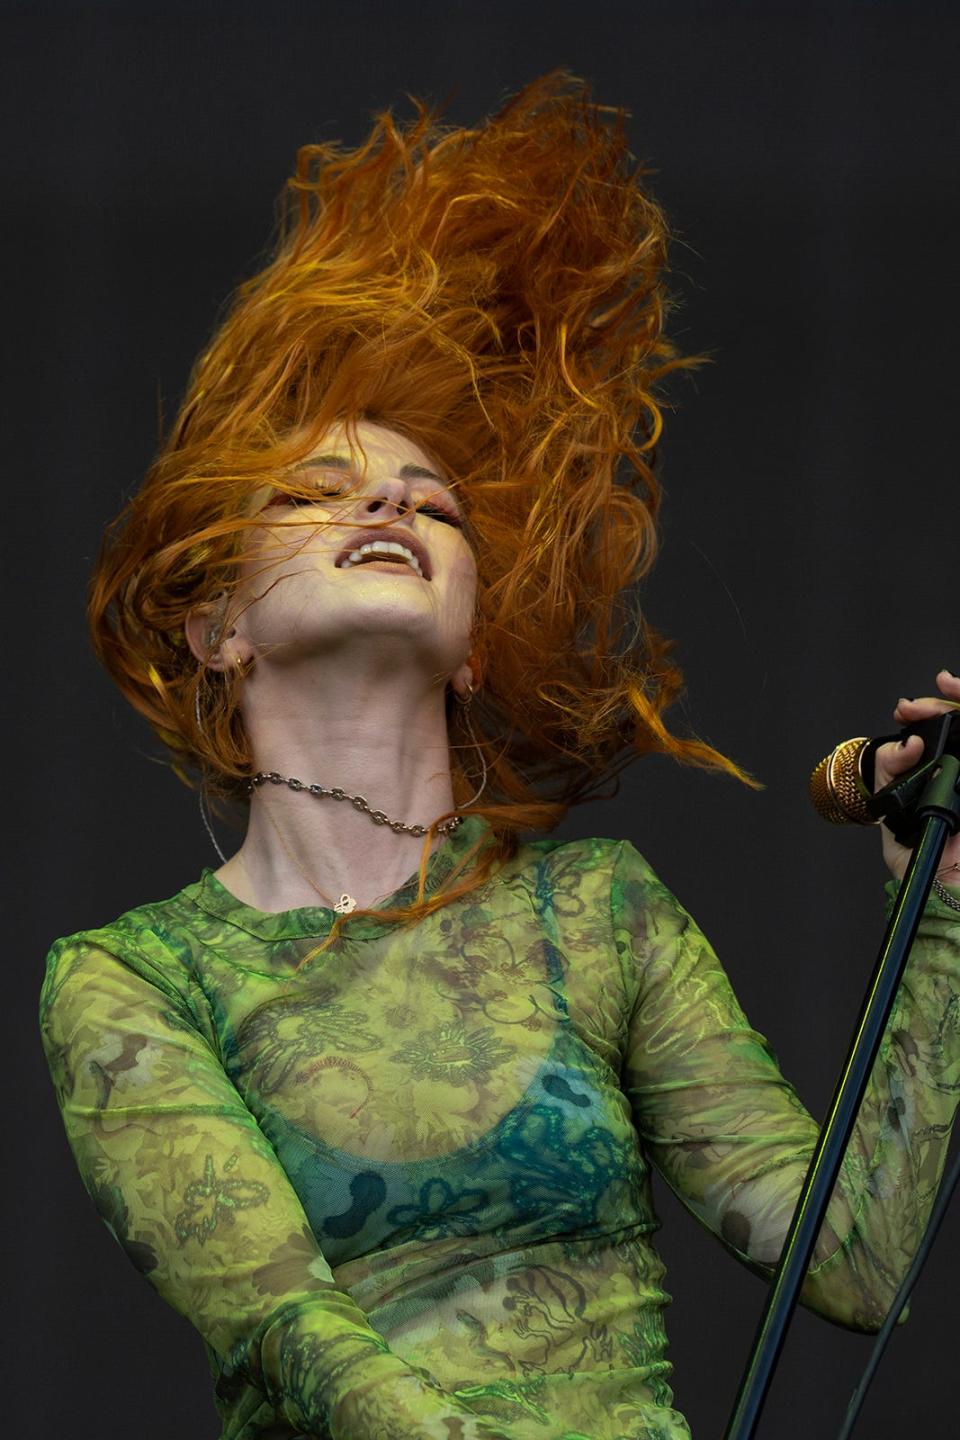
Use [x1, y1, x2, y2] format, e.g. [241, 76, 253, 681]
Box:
[293, 454, 447, 484]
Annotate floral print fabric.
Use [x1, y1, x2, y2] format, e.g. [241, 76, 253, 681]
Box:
[38, 816, 960, 1439]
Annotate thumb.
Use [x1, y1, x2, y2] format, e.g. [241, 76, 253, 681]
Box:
[874, 733, 924, 793]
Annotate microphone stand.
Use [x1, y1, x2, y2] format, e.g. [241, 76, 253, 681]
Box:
[723, 711, 960, 1440]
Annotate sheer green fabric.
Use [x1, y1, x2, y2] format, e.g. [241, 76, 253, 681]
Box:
[38, 817, 960, 1440]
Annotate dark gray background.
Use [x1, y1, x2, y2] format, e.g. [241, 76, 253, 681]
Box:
[8, 2, 959, 1436]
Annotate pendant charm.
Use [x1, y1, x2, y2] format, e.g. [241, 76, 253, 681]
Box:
[334, 893, 357, 914]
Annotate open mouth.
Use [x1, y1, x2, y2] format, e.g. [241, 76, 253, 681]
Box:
[337, 536, 429, 579]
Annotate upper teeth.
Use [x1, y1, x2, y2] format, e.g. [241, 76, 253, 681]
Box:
[341, 540, 424, 577]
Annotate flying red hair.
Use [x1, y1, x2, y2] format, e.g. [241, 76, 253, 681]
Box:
[88, 70, 760, 951]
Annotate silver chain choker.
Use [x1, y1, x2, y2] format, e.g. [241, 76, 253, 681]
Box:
[245, 771, 464, 837]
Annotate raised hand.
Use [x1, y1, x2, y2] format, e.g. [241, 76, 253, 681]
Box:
[874, 668, 960, 885]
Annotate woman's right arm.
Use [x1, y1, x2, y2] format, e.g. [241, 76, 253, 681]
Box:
[39, 935, 513, 1440]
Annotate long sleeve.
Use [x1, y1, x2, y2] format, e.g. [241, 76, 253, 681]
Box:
[612, 841, 960, 1332]
[38, 932, 517, 1440]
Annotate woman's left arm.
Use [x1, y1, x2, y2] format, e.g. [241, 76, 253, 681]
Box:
[615, 670, 960, 1333]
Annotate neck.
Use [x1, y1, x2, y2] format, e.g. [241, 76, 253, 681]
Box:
[215, 661, 461, 913]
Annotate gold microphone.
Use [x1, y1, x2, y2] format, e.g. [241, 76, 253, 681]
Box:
[809, 737, 881, 827]
[810, 708, 960, 832]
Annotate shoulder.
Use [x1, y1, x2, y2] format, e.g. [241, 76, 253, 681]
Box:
[40, 881, 209, 1020]
[505, 830, 674, 923]
[506, 830, 621, 894]
[515, 831, 667, 893]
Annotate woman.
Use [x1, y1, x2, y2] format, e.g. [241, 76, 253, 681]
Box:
[39, 73, 960, 1440]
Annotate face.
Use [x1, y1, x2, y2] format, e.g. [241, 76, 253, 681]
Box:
[220, 420, 477, 686]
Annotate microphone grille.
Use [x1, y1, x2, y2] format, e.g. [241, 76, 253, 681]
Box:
[809, 737, 877, 825]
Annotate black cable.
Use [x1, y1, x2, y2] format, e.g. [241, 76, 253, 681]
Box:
[837, 1139, 960, 1439]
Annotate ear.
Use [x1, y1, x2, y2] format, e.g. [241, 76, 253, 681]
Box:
[450, 656, 477, 701]
[185, 605, 228, 670]
[185, 601, 252, 673]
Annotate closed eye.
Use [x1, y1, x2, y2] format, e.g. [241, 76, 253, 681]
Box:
[266, 488, 462, 526]
[416, 503, 462, 527]
[266, 487, 346, 508]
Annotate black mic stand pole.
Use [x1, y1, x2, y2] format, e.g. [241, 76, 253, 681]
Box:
[723, 712, 960, 1440]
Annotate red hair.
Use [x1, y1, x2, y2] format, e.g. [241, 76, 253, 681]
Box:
[88, 70, 760, 950]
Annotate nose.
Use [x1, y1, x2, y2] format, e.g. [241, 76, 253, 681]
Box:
[359, 474, 415, 522]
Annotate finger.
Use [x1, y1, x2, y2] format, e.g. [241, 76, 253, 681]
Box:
[893, 693, 960, 722]
[905, 669, 960, 703]
[874, 734, 925, 791]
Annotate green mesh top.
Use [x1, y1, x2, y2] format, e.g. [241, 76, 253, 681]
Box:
[38, 816, 960, 1440]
